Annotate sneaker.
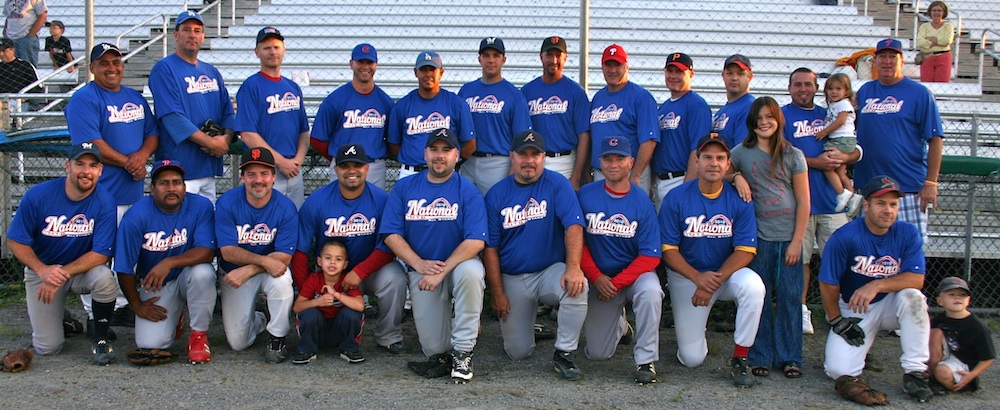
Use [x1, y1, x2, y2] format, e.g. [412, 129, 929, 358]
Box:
[553, 350, 582, 381]
[63, 309, 84, 336]
[730, 357, 757, 388]
[292, 352, 316, 365]
[264, 335, 288, 364]
[451, 350, 474, 383]
[187, 330, 211, 364]
[91, 339, 115, 366]
[618, 320, 635, 346]
[379, 342, 406, 355]
[635, 362, 657, 385]
[86, 318, 118, 341]
[802, 305, 814, 335]
[903, 371, 933, 403]
[534, 322, 555, 341]
[340, 350, 366, 364]
[835, 190, 853, 212]
[845, 193, 863, 217]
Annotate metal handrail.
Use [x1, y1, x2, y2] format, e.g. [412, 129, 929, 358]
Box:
[115, 14, 165, 48]
[19, 55, 85, 94]
[910, 0, 962, 81]
[979, 29, 1000, 89]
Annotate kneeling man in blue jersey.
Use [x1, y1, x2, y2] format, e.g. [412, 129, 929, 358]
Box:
[484, 130, 587, 380]
[7, 143, 118, 364]
[659, 133, 764, 388]
[216, 148, 298, 363]
[819, 175, 933, 404]
[579, 136, 663, 385]
[380, 128, 487, 383]
[115, 160, 217, 364]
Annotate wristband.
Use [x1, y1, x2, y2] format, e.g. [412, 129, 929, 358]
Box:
[924, 180, 938, 186]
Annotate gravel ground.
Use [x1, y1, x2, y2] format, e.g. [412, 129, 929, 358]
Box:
[1, 289, 999, 409]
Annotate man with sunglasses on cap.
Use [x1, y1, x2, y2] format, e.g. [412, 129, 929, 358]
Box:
[712, 54, 756, 147]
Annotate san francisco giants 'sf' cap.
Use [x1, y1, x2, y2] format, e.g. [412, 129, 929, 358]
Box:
[335, 143, 370, 166]
[540, 36, 567, 53]
[240, 147, 276, 170]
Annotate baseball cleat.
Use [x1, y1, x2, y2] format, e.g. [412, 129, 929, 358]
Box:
[264, 335, 288, 364]
[730, 357, 757, 388]
[340, 350, 366, 364]
[635, 363, 657, 385]
[451, 350, 474, 383]
[91, 339, 116, 366]
[903, 371, 933, 403]
[553, 350, 582, 381]
[379, 341, 406, 355]
[186, 330, 211, 364]
[291, 352, 316, 365]
[63, 309, 84, 336]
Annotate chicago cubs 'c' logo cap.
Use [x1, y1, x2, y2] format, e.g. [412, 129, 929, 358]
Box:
[540, 36, 567, 53]
[414, 50, 443, 69]
[240, 147, 276, 170]
[426, 128, 459, 149]
[352, 43, 378, 63]
[69, 142, 103, 162]
[861, 175, 904, 199]
[600, 136, 631, 158]
[696, 132, 730, 153]
[511, 130, 546, 153]
[602, 44, 628, 65]
[175, 10, 204, 28]
[875, 38, 903, 55]
[479, 37, 505, 54]
[335, 143, 370, 166]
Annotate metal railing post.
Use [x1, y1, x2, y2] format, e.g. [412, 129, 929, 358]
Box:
[579, 0, 589, 91]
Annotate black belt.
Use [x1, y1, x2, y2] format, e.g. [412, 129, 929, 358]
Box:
[933, 50, 950, 55]
[471, 152, 503, 158]
[546, 150, 573, 158]
[656, 171, 685, 180]
[402, 164, 427, 172]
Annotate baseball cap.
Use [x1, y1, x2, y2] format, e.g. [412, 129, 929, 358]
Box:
[0, 37, 14, 50]
[665, 52, 693, 71]
[724, 54, 752, 71]
[45, 20, 65, 30]
[426, 128, 459, 149]
[240, 147, 276, 170]
[352, 43, 377, 62]
[861, 175, 904, 199]
[602, 44, 628, 65]
[335, 143, 370, 166]
[479, 37, 505, 54]
[68, 142, 102, 162]
[541, 36, 567, 53]
[415, 50, 442, 69]
[600, 136, 631, 157]
[256, 27, 284, 44]
[937, 276, 972, 296]
[696, 133, 730, 153]
[151, 159, 185, 180]
[90, 43, 122, 62]
[875, 38, 904, 54]
[175, 10, 204, 28]
[511, 130, 545, 153]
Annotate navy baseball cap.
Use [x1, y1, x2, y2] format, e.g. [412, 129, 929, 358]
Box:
[724, 54, 752, 71]
[600, 136, 631, 157]
[541, 36, 567, 53]
[0, 38, 14, 50]
[665, 52, 693, 71]
[511, 130, 545, 153]
[68, 142, 102, 162]
[479, 37, 505, 54]
[876, 38, 904, 54]
[696, 133, 730, 153]
[175, 10, 204, 28]
[90, 43, 122, 62]
[937, 276, 971, 296]
[426, 128, 459, 149]
[256, 27, 283, 44]
[151, 159, 185, 180]
[415, 50, 442, 69]
[862, 175, 904, 199]
[352, 43, 377, 62]
[45, 20, 65, 30]
[335, 143, 370, 165]
[602, 44, 628, 65]
[240, 147, 276, 170]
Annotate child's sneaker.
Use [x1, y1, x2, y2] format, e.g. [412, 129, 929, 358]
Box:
[835, 190, 853, 212]
[292, 352, 316, 365]
[340, 350, 365, 364]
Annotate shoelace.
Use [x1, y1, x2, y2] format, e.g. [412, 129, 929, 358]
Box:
[455, 356, 472, 371]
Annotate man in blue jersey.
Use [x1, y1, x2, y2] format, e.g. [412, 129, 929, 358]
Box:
[579, 136, 662, 385]
[819, 175, 932, 404]
[115, 160, 217, 364]
[388, 51, 475, 180]
[589, 44, 659, 195]
[381, 128, 487, 383]
[458, 37, 532, 195]
[521, 36, 591, 189]
[216, 148, 297, 363]
[293, 143, 408, 355]
[484, 130, 587, 380]
[659, 133, 764, 388]
[712, 54, 755, 147]
[67, 43, 158, 333]
[311, 43, 394, 189]
[7, 143, 118, 365]
[148, 10, 235, 205]
[235, 27, 310, 208]
[652, 52, 711, 209]
[855, 38, 944, 244]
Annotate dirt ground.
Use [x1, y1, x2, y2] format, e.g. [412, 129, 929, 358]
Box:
[1, 287, 998, 409]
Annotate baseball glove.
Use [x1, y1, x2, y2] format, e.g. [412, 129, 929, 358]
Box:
[407, 352, 452, 379]
[835, 375, 889, 406]
[200, 119, 224, 137]
[126, 348, 176, 366]
[1, 349, 34, 372]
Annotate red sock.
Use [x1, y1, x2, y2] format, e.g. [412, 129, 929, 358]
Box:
[733, 345, 749, 358]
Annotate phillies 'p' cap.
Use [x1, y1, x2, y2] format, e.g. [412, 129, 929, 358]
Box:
[511, 130, 545, 153]
[68, 142, 102, 162]
[415, 50, 442, 69]
[479, 37, 505, 54]
[875, 38, 904, 54]
[426, 128, 459, 149]
[541, 36, 567, 53]
[696, 133, 730, 153]
[724, 54, 752, 71]
[151, 159, 185, 180]
[861, 175, 904, 199]
[175, 10, 204, 28]
[937, 276, 972, 296]
[240, 147, 276, 170]
[602, 44, 628, 65]
[352, 43, 377, 62]
[600, 136, 631, 157]
[90, 43, 122, 62]
[335, 143, 370, 165]
[665, 52, 693, 71]
[256, 27, 284, 44]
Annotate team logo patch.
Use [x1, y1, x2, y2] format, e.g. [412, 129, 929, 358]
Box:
[860, 97, 904, 114]
[712, 113, 730, 131]
[405, 198, 459, 221]
[236, 223, 276, 246]
[142, 229, 189, 252]
[590, 104, 623, 123]
[466, 95, 505, 114]
[851, 255, 901, 278]
[343, 108, 386, 129]
[107, 102, 145, 124]
[324, 213, 377, 237]
[790, 119, 827, 139]
[405, 112, 451, 135]
[362, 45, 370, 53]
[585, 212, 637, 238]
[682, 214, 734, 239]
[659, 112, 680, 130]
[500, 199, 548, 230]
[184, 75, 220, 94]
[266, 92, 301, 114]
[41, 214, 95, 238]
[527, 96, 569, 115]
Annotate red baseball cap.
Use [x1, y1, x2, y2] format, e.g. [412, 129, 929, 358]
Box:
[602, 44, 628, 65]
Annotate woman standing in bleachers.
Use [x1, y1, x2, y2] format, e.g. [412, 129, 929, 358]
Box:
[916, 1, 954, 83]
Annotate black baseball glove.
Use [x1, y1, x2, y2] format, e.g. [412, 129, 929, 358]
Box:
[200, 119, 224, 137]
[829, 315, 865, 347]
